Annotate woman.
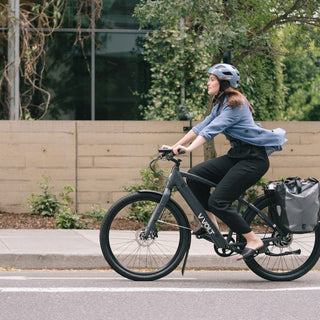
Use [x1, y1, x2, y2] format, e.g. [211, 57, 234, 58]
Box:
[163, 63, 287, 260]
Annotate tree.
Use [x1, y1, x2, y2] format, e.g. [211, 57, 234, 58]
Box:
[134, 0, 320, 158]
[280, 24, 320, 120]
[0, 0, 103, 119]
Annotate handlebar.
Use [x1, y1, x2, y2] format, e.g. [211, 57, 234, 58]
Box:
[158, 148, 185, 156]
[149, 148, 185, 175]
[156, 148, 185, 167]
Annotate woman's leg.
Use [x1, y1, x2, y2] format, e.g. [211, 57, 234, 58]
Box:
[187, 156, 234, 233]
[206, 210, 219, 230]
[237, 231, 264, 260]
[187, 155, 234, 210]
[208, 156, 269, 259]
[208, 157, 269, 234]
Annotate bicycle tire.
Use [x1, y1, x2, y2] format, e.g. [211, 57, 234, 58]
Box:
[100, 191, 191, 281]
[243, 194, 320, 281]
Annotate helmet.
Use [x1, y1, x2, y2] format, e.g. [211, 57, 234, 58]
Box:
[208, 63, 240, 89]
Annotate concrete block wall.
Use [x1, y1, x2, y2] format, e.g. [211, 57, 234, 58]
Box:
[0, 121, 76, 213]
[76, 121, 204, 214]
[0, 120, 319, 214]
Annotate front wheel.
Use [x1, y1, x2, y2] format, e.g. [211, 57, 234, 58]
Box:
[244, 194, 320, 281]
[100, 191, 191, 281]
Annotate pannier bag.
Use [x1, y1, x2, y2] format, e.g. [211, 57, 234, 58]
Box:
[272, 177, 320, 233]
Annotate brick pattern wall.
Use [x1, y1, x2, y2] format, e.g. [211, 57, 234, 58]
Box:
[0, 121, 319, 213]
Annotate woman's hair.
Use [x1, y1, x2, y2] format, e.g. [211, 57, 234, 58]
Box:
[220, 80, 255, 113]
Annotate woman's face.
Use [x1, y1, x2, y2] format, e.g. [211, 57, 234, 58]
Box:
[207, 74, 220, 96]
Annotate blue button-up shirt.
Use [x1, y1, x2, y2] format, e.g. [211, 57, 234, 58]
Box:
[192, 98, 287, 155]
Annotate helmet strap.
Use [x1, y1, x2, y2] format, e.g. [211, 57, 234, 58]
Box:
[219, 81, 231, 92]
[215, 92, 227, 116]
[217, 87, 229, 98]
[212, 81, 229, 105]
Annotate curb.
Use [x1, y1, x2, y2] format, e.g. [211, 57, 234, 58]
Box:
[0, 253, 249, 270]
[3, 254, 320, 271]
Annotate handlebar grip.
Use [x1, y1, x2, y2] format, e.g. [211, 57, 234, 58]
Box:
[158, 148, 185, 155]
[158, 148, 173, 154]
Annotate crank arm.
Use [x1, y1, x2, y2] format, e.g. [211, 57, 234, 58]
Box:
[196, 234, 214, 243]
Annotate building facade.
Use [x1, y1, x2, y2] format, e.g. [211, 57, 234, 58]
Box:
[1, 0, 150, 120]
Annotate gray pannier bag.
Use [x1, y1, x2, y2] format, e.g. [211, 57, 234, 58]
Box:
[273, 177, 320, 233]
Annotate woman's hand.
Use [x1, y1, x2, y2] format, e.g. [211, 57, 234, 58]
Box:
[172, 145, 189, 155]
[161, 145, 172, 150]
[160, 144, 189, 155]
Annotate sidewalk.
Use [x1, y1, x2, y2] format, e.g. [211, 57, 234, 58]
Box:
[0, 229, 248, 270]
[1, 229, 320, 271]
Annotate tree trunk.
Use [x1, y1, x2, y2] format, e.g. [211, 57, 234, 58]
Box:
[0, 79, 9, 120]
[203, 94, 217, 160]
[202, 55, 223, 160]
[203, 140, 217, 161]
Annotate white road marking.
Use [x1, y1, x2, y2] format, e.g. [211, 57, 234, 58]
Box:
[0, 276, 196, 281]
[0, 276, 123, 281]
[1, 287, 320, 293]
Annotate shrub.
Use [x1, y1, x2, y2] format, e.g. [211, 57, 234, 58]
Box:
[85, 205, 106, 222]
[27, 176, 104, 229]
[56, 207, 87, 229]
[123, 161, 170, 225]
[27, 175, 60, 217]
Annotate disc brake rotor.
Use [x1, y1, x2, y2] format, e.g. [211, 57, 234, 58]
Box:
[272, 231, 293, 248]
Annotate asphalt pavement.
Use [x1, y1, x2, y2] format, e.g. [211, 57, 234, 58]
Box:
[2, 271, 320, 320]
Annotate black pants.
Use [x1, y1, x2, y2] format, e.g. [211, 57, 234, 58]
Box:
[187, 144, 269, 234]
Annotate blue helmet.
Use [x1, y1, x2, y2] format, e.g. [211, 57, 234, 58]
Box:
[208, 63, 240, 89]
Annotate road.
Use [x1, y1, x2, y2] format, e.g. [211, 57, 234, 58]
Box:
[1, 270, 320, 320]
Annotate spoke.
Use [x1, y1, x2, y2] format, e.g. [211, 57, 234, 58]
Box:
[109, 204, 182, 273]
[250, 201, 318, 274]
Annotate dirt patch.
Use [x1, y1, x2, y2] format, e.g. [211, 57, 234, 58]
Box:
[0, 212, 267, 233]
[0, 212, 101, 229]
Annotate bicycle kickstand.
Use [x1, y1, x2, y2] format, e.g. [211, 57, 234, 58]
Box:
[181, 248, 190, 276]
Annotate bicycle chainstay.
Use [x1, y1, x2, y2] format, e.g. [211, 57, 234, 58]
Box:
[197, 232, 303, 258]
[196, 233, 245, 255]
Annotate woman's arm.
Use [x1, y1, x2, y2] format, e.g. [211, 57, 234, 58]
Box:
[173, 134, 206, 155]
[172, 129, 197, 148]
[162, 129, 198, 154]
[165, 104, 218, 154]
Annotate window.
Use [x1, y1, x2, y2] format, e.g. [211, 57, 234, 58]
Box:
[43, 0, 150, 120]
[2, 0, 150, 120]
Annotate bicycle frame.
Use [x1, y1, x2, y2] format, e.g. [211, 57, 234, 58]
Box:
[143, 155, 282, 252]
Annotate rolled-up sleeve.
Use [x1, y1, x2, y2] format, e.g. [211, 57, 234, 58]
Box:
[192, 114, 214, 135]
[193, 105, 241, 141]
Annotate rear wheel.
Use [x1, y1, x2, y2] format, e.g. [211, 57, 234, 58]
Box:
[244, 195, 320, 281]
[100, 191, 191, 281]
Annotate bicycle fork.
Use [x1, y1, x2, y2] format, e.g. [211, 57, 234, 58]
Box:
[143, 186, 173, 239]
